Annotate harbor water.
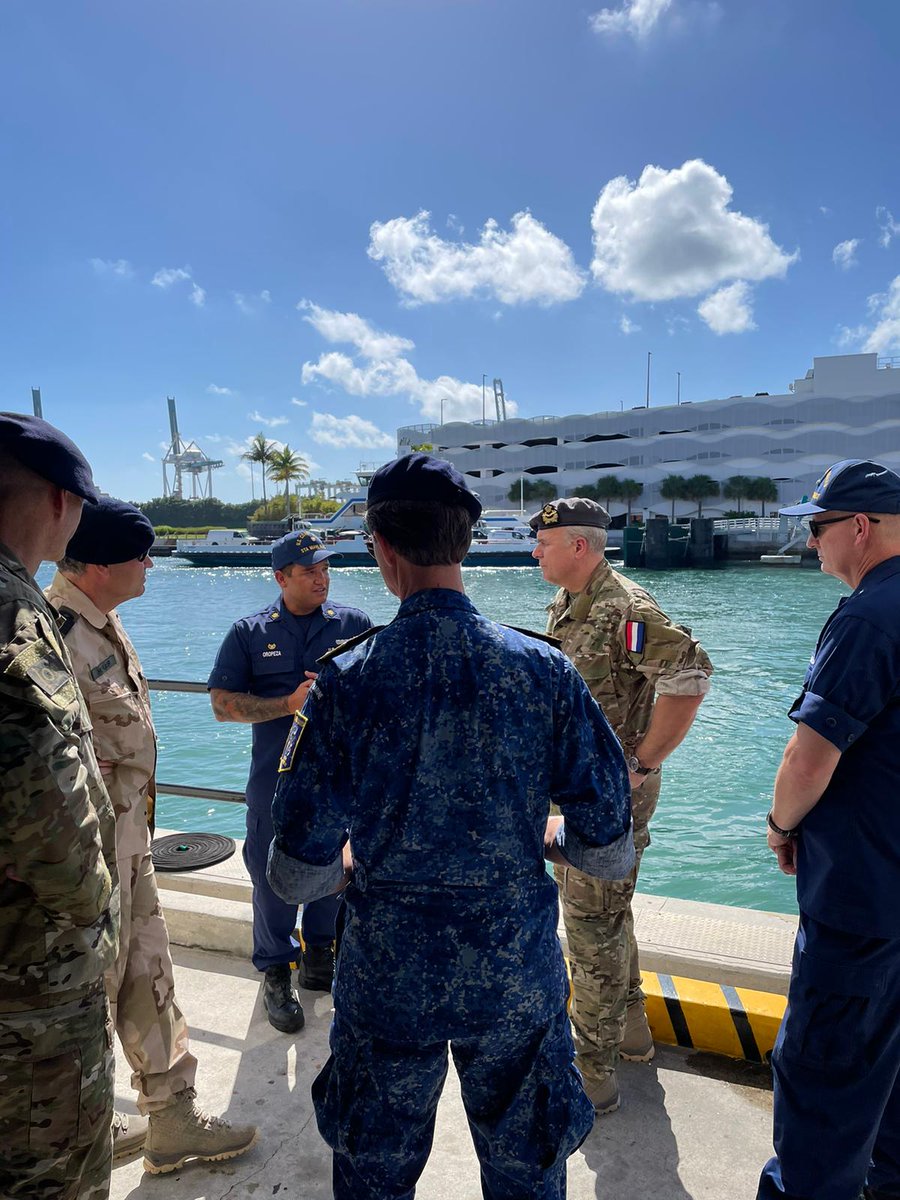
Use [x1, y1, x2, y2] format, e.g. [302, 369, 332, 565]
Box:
[38, 559, 845, 916]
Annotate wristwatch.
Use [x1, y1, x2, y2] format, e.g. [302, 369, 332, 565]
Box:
[626, 755, 660, 777]
[766, 810, 798, 838]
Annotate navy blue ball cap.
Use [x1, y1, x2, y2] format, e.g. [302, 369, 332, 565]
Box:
[65, 497, 155, 564]
[780, 459, 900, 516]
[271, 530, 336, 571]
[367, 453, 482, 522]
[0, 411, 98, 503]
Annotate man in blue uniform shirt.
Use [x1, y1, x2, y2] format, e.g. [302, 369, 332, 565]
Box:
[267, 453, 634, 1200]
[208, 531, 371, 1032]
[757, 459, 900, 1200]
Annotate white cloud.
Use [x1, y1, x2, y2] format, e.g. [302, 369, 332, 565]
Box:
[300, 304, 514, 423]
[589, 0, 671, 38]
[205, 434, 223, 443]
[666, 314, 691, 336]
[152, 265, 206, 307]
[832, 239, 860, 270]
[299, 301, 415, 359]
[290, 397, 308, 407]
[819, 206, 832, 216]
[367, 210, 586, 306]
[248, 409, 289, 428]
[91, 257, 133, 278]
[591, 159, 797, 302]
[310, 413, 395, 449]
[207, 384, 234, 396]
[697, 281, 756, 335]
[877, 207, 900, 249]
[619, 314, 641, 334]
[838, 276, 900, 354]
[233, 290, 271, 314]
[142, 451, 155, 462]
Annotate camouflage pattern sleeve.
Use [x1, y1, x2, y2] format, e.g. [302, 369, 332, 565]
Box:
[0, 613, 113, 928]
[618, 596, 713, 697]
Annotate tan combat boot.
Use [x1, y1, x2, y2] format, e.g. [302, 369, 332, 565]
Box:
[620, 996, 655, 1062]
[583, 1070, 620, 1115]
[112, 1111, 149, 1162]
[143, 1087, 259, 1174]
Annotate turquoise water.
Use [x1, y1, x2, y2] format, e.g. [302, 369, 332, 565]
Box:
[38, 559, 846, 916]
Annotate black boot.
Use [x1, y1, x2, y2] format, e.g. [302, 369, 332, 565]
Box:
[297, 943, 335, 992]
[263, 964, 305, 1032]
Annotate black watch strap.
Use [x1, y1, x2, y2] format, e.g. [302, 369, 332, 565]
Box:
[767, 810, 797, 838]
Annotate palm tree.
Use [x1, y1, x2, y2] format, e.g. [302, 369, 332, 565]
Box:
[242, 433, 277, 505]
[722, 475, 753, 515]
[747, 475, 779, 517]
[618, 478, 643, 521]
[681, 474, 720, 517]
[659, 474, 687, 521]
[267, 445, 310, 517]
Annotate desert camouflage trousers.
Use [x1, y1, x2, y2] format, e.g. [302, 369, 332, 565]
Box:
[0, 981, 113, 1199]
[555, 774, 661, 1085]
[106, 850, 197, 1113]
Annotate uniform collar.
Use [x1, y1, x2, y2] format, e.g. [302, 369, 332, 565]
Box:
[548, 559, 612, 621]
[47, 569, 109, 631]
[0, 540, 38, 591]
[397, 588, 475, 619]
[270, 595, 340, 625]
[853, 554, 900, 595]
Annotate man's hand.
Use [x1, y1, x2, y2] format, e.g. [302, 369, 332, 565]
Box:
[544, 814, 563, 850]
[627, 770, 648, 790]
[767, 828, 798, 876]
[286, 671, 317, 715]
[96, 758, 115, 779]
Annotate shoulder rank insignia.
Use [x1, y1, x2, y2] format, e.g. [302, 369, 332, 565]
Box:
[625, 620, 646, 654]
[502, 624, 562, 648]
[278, 711, 308, 773]
[56, 606, 79, 639]
[541, 503, 559, 525]
[316, 625, 384, 667]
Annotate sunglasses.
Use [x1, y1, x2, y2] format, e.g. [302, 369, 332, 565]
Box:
[361, 521, 376, 558]
[804, 514, 880, 539]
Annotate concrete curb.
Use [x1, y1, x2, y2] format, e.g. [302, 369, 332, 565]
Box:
[643, 970, 786, 1062]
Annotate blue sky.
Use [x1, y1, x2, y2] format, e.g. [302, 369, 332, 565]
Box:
[2, 0, 899, 503]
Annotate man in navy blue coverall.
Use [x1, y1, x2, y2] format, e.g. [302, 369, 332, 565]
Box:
[208, 531, 370, 1032]
[267, 453, 634, 1200]
[757, 459, 900, 1200]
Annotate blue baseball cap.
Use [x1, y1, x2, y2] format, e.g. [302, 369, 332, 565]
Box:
[0, 412, 98, 503]
[66, 497, 155, 564]
[780, 459, 900, 517]
[368, 452, 482, 522]
[271, 530, 336, 571]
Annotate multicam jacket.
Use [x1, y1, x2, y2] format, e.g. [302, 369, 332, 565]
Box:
[546, 560, 713, 756]
[46, 571, 157, 859]
[0, 544, 118, 1011]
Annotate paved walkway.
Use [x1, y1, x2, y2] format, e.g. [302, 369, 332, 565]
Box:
[110, 946, 775, 1200]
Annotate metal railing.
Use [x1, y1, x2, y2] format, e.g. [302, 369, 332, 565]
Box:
[148, 679, 245, 805]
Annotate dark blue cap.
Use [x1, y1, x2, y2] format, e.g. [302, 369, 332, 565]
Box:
[780, 459, 900, 516]
[0, 411, 98, 503]
[368, 453, 482, 522]
[66, 497, 155, 564]
[271, 530, 336, 571]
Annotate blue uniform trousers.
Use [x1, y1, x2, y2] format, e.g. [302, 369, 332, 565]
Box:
[244, 805, 341, 971]
[313, 1006, 594, 1200]
[757, 914, 900, 1200]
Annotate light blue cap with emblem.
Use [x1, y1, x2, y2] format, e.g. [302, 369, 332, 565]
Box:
[271, 530, 336, 571]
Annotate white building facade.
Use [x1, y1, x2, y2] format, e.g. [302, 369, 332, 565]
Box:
[396, 353, 900, 519]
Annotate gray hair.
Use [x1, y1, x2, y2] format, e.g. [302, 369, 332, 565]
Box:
[56, 556, 88, 575]
[563, 525, 607, 553]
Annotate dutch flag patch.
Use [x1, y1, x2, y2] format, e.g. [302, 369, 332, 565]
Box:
[625, 620, 646, 654]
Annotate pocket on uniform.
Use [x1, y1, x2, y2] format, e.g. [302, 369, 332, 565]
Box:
[780, 950, 880, 1071]
[29, 1049, 82, 1152]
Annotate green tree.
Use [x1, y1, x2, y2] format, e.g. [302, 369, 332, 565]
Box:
[722, 475, 754, 515]
[242, 433, 277, 504]
[659, 474, 687, 520]
[681, 474, 720, 517]
[507, 478, 558, 503]
[747, 475, 779, 516]
[267, 445, 310, 515]
[618, 478, 643, 519]
[410, 442, 434, 453]
[576, 475, 623, 511]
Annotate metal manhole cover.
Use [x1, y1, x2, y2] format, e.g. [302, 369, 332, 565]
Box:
[151, 832, 236, 872]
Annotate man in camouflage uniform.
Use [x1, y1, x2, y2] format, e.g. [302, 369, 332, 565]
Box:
[47, 496, 259, 1175]
[0, 413, 118, 1199]
[531, 498, 713, 1115]
[268, 454, 634, 1199]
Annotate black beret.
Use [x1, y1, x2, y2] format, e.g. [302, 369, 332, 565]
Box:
[0, 412, 98, 503]
[66, 497, 155, 564]
[528, 498, 611, 531]
[368, 453, 482, 522]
